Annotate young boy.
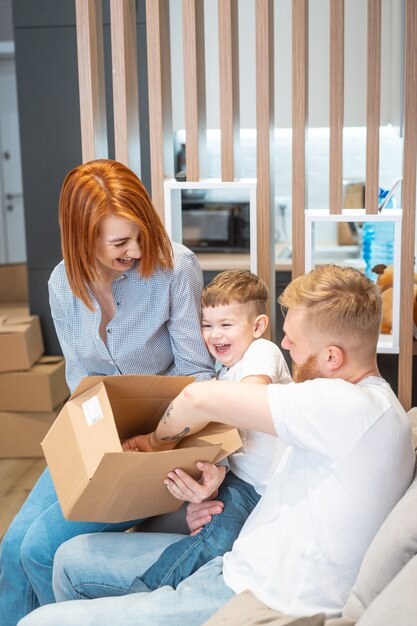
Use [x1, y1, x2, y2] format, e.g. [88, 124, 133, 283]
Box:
[123, 270, 292, 593]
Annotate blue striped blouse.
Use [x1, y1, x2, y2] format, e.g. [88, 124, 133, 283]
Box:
[48, 242, 215, 392]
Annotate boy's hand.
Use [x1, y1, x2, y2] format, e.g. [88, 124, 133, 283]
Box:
[186, 499, 224, 535]
[164, 462, 226, 503]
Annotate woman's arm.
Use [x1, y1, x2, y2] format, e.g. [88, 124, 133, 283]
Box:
[49, 281, 90, 393]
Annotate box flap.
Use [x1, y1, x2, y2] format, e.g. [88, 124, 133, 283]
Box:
[65, 382, 123, 478]
[179, 423, 243, 462]
[0, 315, 35, 333]
[66, 444, 223, 522]
[70, 374, 194, 440]
[37, 355, 64, 365]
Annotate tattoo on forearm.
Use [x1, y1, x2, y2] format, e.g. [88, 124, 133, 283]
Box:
[162, 402, 174, 424]
[160, 427, 190, 442]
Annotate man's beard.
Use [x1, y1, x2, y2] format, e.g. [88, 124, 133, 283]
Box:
[293, 355, 324, 383]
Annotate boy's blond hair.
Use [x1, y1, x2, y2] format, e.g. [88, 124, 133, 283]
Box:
[202, 270, 268, 316]
[279, 264, 382, 342]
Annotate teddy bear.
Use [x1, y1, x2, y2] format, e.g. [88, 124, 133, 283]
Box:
[372, 264, 417, 334]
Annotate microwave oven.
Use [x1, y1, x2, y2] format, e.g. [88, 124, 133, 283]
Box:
[182, 200, 250, 253]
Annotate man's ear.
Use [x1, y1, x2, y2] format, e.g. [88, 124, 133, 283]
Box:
[253, 314, 269, 338]
[324, 345, 344, 372]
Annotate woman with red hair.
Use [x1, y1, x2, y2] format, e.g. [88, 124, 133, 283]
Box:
[0, 159, 214, 626]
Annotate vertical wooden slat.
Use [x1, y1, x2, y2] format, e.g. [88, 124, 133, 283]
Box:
[365, 0, 381, 214]
[218, 0, 240, 181]
[329, 0, 344, 214]
[255, 0, 275, 337]
[398, 0, 417, 410]
[110, 0, 141, 175]
[146, 0, 174, 219]
[292, 0, 308, 278]
[182, 0, 207, 181]
[75, 0, 107, 162]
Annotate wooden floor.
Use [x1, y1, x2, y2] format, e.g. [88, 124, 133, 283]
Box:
[0, 458, 46, 540]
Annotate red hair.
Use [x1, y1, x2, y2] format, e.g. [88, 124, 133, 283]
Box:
[59, 159, 173, 310]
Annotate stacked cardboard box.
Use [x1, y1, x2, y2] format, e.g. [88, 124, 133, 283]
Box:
[0, 264, 70, 457]
[0, 263, 30, 317]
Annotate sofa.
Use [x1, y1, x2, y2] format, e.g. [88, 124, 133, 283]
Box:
[202, 408, 417, 626]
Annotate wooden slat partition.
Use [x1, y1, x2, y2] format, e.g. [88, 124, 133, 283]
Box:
[398, 0, 417, 410]
[182, 0, 207, 180]
[365, 0, 381, 214]
[75, 0, 107, 162]
[218, 0, 240, 181]
[110, 0, 141, 175]
[255, 0, 275, 335]
[292, 0, 308, 279]
[329, 0, 344, 214]
[146, 0, 174, 219]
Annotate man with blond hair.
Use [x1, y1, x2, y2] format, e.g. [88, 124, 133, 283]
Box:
[20, 265, 414, 626]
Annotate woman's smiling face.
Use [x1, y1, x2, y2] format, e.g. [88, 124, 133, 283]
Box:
[95, 214, 141, 275]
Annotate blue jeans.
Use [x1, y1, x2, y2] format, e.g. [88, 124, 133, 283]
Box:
[0, 468, 140, 626]
[18, 533, 235, 626]
[136, 471, 260, 591]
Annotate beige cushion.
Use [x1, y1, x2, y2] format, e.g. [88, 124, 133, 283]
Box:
[202, 590, 325, 626]
[355, 553, 417, 626]
[407, 408, 417, 449]
[343, 460, 417, 620]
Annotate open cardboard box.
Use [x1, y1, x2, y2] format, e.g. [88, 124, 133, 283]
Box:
[42, 374, 242, 523]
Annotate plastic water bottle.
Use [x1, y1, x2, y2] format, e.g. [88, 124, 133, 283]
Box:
[362, 188, 395, 280]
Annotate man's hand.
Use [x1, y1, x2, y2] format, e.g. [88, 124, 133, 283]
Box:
[121, 432, 176, 452]
[186, 499, 224, 535]
[164, 462, 226, 503]
[122, 433, 155, 452]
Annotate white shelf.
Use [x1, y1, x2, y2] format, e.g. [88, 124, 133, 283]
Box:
[163, 178, 258, 275]
[305, 208, 403, 355]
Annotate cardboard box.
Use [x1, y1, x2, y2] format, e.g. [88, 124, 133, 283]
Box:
[0, 316, 44, 373]
[0, 356, 70, 412]
[0, 303, 30, 317]
[0, 406, 62, 458]
[0, 263, 28, 304]
[42, 374, 242, 523]
[0, 264, 30, 317]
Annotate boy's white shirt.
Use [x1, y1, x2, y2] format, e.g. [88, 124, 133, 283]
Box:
[218, 338, 292, 495]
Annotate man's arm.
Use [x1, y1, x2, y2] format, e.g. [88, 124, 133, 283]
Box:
[146, 379, 275, 451]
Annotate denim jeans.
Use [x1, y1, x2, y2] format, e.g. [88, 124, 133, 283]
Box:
[18, 532, 235, 626]
[0, 468, 140, 626]
[136, 471, 260, 591]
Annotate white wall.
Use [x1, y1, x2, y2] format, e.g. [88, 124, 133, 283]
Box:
[169, 0, 402, 131]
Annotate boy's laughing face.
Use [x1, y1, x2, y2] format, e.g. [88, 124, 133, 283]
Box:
[201, 302, 260, 368]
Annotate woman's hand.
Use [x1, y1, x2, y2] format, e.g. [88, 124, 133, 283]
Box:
[164, 462, 226, 503]
[186, 499, 225, 535]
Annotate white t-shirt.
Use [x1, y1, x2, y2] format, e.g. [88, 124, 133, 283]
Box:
[222, 376, 415, 617]
[219, 338, 292, 495]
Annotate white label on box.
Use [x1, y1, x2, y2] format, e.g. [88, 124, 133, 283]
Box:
[82, 396, 104, 426]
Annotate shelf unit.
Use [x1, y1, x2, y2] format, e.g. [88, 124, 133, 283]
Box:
[163, 178, 258, 274]
[305, 208, 403, 354]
